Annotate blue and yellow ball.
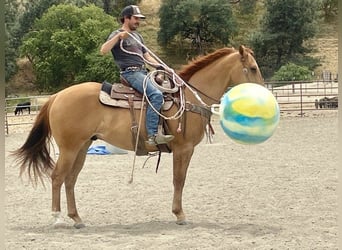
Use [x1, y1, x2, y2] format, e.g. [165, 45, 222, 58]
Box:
[218, 83, 280, 144]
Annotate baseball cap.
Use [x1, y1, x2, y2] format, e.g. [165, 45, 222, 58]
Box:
[121, 5, 146, 19]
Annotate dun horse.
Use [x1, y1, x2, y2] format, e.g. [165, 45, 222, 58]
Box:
[13, 45, 263, 228]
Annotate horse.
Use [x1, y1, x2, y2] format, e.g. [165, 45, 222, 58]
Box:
[12, 45, 264, 228]
[14, 101, 31, 115]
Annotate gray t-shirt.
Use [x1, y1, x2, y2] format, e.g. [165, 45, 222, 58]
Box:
[108, 29, 147, 70]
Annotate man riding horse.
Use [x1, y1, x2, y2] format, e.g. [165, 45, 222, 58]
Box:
[100, 5, 174, 146]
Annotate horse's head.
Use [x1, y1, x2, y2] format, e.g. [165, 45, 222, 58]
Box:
[229, 45, 264, 86]
[178, 46, 264, 104]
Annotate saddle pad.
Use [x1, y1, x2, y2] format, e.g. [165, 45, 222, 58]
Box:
[100, 90, 146, 109]
[99, 81, 174, 110]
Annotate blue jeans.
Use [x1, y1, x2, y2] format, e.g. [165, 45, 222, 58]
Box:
[121, 69, 163, 136]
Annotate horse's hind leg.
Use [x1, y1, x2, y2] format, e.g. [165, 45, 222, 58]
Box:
[51, 148, 78, 227]
[64, 140, 92, 229]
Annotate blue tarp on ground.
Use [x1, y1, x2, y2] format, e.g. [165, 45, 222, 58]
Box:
[87, 145, 111, 155]
[87, 145, 128, 155]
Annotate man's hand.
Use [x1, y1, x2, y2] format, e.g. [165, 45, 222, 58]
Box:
[100, 31, 129, 55]
[156, 65, 174, 74]
[119, 31, 129, 40]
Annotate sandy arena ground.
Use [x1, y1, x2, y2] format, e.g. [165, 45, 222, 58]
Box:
[5, 111, 338, 249]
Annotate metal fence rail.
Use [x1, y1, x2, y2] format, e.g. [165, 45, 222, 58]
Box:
[4, 80, 338, 133]
[5, 95, 50, 134]
[266, 80, 338, 116]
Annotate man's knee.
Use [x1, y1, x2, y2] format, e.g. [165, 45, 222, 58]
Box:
[153, 90, 163, 102]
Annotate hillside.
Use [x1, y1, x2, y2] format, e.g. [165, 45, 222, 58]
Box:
[140, 0, 338, 74]
[308, 18, 338, 76]
[7, 0, 338, 95]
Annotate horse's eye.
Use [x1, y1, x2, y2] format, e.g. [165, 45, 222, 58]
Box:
[250, 67, 257, 73]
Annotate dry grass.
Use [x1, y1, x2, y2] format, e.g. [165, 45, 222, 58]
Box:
[139, 0, 162, 54]
[308, 18, 338, 75]
[139, 0, 338, 76]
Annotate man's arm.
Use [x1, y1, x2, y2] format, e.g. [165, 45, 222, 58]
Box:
[144, 52, 174, 73]
[143, 52, 160, 66]
[100, 31, 129, 55]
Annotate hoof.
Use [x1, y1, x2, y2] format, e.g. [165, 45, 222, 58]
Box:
[176, 220, 187, 225]
[74, 222, 85, 229]
[52, 221, 68, 229]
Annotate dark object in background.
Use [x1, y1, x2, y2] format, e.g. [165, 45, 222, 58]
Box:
[14, 101, 31, 115]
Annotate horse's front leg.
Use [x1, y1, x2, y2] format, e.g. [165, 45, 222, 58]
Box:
[172, 145, 194, 225]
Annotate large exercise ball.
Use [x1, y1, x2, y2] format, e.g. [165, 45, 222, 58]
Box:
[216, 83, 280, 144]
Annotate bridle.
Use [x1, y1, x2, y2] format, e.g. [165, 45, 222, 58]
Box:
[184, 52, 260, 105]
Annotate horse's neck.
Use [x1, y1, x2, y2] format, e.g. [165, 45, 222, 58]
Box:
[185, 56, 234, 105]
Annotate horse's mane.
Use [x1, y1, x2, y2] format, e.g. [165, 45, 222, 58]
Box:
[178, 47, 237, 81]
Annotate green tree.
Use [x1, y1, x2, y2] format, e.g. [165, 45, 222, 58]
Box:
[5, 0, 126, 82]
[5, 0, 21, 81]
[108, 0, 141, 15]
[249, 0, 320, 79]
[75, 51, 119, 83]
[5, 0, 60, 82]
[20, 4, 118, 91]
[158, 0, 237, 54]
[272, 63, 313, 81]
[238, 0, 256, 14]
[320, 0, 338, 20]
[6, 0, 59, 81]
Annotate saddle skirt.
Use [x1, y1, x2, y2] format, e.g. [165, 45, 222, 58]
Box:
[99, 81, 174, 110]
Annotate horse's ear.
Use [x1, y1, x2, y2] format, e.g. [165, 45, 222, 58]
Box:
[239, 45, 246, 61]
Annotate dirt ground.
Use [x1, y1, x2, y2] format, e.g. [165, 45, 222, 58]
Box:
[5, 111, 338, 249]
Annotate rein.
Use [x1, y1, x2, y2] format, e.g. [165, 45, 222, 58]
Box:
[183, 80, 221, 104]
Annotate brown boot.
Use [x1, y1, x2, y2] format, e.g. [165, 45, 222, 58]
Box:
[145, 134, 174, 146]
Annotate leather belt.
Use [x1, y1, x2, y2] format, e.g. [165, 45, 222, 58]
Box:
[121, 65, 145, 72]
